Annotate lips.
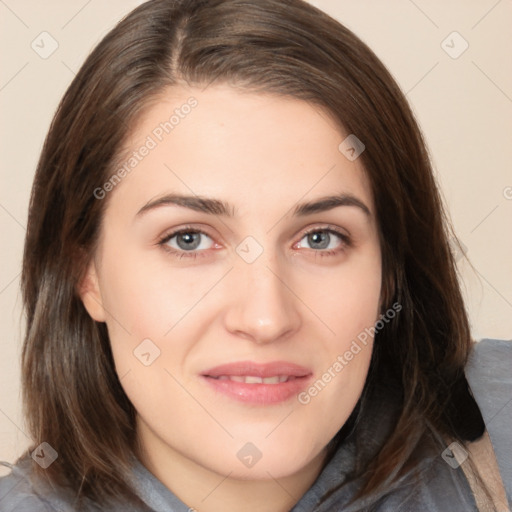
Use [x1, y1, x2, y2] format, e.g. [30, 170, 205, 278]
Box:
[201, 361, 312, 404]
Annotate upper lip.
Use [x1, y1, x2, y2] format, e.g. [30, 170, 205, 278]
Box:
[202, 361, 312, 378]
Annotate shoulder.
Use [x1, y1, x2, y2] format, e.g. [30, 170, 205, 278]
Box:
[0, 459, 56, 512]
[0, 456, 105, 512]
[465, 338, 512, 437]
[374, 455, 478, 512]
[466, 338, 512, 425]
[0, 456, 160, 512]
[465, 338, 512, 502]
[465, 338, 512, 419]
[466, 337, 512, 376]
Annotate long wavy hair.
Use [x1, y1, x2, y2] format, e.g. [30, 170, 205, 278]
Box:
[21, 0, 485, 508]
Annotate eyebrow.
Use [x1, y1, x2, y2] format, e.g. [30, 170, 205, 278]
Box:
[136, 192, 371, 218]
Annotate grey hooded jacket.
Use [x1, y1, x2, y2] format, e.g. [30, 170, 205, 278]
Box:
[1, 338, 510, 511]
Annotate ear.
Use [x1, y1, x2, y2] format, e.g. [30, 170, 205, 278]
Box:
[77, 261, 107, 322]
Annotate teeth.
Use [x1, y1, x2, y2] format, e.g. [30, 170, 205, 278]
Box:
[245, 375, 263, 384]
[215, 375, 290, 384]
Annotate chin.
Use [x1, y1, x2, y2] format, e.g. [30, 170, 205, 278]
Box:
[205, 435, 325, 481]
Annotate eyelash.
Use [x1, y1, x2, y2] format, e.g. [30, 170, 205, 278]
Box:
[157, 225, 351, 260]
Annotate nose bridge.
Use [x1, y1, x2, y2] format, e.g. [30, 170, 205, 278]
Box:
[223, 244, 301, 344]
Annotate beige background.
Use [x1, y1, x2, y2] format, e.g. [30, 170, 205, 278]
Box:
[1, 0, 511, 469]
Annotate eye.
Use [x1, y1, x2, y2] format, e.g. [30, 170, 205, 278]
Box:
[295, 227, 349, 255]
[159, 227, 215, 257]
[158, 225, 350, 260]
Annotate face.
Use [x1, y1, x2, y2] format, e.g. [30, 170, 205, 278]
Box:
[81, 85, 382, 482]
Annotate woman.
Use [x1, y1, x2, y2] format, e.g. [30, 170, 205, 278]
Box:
[0, 0, 509, 510]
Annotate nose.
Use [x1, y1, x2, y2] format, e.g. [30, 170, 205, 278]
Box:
[223, 256, 302, 345]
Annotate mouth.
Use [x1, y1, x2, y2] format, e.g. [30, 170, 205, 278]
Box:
[201, 361, 312, 404]
[211, 375, 297, 384]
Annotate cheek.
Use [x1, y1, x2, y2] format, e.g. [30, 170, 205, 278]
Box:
[311, 249, 382, 339]
[295, 317, 376, 455]
[97, 245, 231, 385]
[98, 243, 212, 336]
[295, 249, 381, 423]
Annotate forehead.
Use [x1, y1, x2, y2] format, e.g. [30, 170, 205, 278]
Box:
[107, 84, 374, 217]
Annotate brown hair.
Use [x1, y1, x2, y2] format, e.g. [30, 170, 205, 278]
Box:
[21, 0, 485, 508]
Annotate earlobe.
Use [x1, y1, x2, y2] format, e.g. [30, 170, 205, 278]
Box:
[78, 262, 106, 322]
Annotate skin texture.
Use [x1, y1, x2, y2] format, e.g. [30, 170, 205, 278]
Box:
[80, 85, 382, 512]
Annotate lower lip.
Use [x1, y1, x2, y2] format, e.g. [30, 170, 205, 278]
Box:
[202, 376, 311, 404]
